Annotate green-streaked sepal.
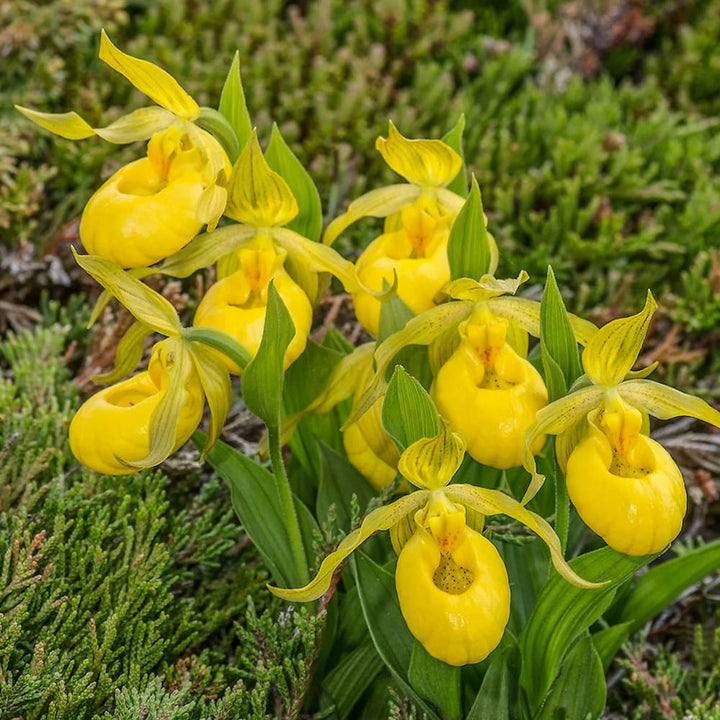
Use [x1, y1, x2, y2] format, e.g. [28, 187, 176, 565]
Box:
[441, 114, 468, 197]
[376, 121, 461, 187]
[540, 266, 583, 401]
[382, 367, 439, 452]
[189, 343, 232, 456]
[218, 51, 253, 160]
[158, 225, 257, 278]
[444, 485, 602, 589]
[268, 491, 430, 602]
[266, 123, 323, 242]
[582, 291, 656, 386]
[619, 379, 720, 428]
[73, 250, 181, 337]
[15, 105, 176, 144]
[91, 321, 153, 384]
[398, 417, 466, 490]
[345, 300, 474, 428]
[322, 185, 421, 246]
[272, 227, 367, 295]
[447, 177, 498, 281]
[225, 131, 299, 227]
[99, 30, 199, 119]
[522, 386, 605, 503]
[242, 282, 295, 427]
[122, 339, 194, 468]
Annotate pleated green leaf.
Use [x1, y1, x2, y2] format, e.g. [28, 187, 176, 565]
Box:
[218, 50, 253, 157]
[382, 366, 438, 453]
[266, 123, 323, 241]
[242, 282, 295, 427]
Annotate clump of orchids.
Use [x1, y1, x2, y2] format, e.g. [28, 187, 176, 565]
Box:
[20, 35, 720, 719]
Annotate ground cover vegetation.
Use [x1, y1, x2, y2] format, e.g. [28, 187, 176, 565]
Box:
[1, 0, 720, 718]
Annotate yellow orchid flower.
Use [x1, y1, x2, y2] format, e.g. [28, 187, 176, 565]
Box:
[147, 131, 371, 307]
[193, 235, 312, 375]
[70, 252, 239, 472]
[523, 292, 720, 555]
[270, 419, 600, 666]
[69, 337, 205, 475]
[323, 122, 499, 337]
[80, 124, 231, 268]
[342, 273, 596, 466]
[432, 304, 548, 469]
[16, 32, 232, 267]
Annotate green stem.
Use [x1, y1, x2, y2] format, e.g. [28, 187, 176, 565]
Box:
[268, 424, 309, 586]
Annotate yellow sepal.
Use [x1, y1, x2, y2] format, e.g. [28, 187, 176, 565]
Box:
[16, 105, 178, 144]
[269, 491, 430, 601]
[91, 321, 153, 385]
[582, 291, 656, 386]
[444, 485, 604, 589]
[397, 417, 466, 490]
[521, 386, 605, 503]
[322, 184, 421, 246]
[99, 30, 199, 120]
[73, 250, 181, 338]
[189, 342, 232, 457]
[345, 300, 474, 428]
[618, 379, 720, 429]
[273, 227, 364, 294]
[376, 121, 461, 187]
[225, 131, 298, 227]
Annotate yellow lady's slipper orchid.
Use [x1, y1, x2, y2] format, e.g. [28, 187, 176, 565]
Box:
[70, 252, 236, 467]
[80, 125, 231, 268]
[523, 292, 720, 554]
[271, 419, 600, 666]
[323, 122, 498, 337]
[69, 338, 205, 475]
[193, 235, 312, 374]
[353, 197, 454, 336]
[16, 31, 231, 254]
[433, 306, 548, 469]
[566, 396, 686, 555]
[395, 493, 510, 666]
[152, 132, 368, 310]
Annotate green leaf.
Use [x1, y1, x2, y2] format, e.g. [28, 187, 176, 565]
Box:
[382, 367, 438, 453]
[317, 441, 376, 532]
[536, 636, 606, 720]
[520, 546, 655, 711]
[321, 640, 384, 720]
[201, 435, 318, 588]
[378, 290, 415, 342]
[196, 107, 240, 163]
[266, 123, 323, 241]
[591, 621, 635, 670]
[408, 640, 462, 720]
[446, 177, 492, 281]
[218, 51, 252, 158]
[610, 538, 720, 633]
[441, 115, 468, 197]
[284, 338, 347, 476]
[352, 552, 440, 720]
[540, 266, 583, 401]
[242, 282, 295, 427]
[466, 641, 520, 720]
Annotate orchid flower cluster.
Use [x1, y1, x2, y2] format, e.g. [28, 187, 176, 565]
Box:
[19, 34, 720, 712]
